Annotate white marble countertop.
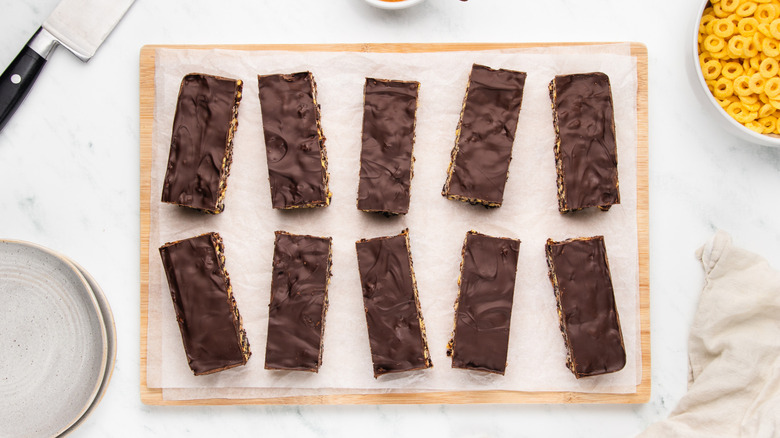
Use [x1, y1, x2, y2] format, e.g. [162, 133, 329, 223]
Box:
[3, 0, 780, 436]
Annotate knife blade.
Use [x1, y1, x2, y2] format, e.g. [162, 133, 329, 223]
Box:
[0, 0, 135, 132]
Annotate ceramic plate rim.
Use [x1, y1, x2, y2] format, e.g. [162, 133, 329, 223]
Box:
[363, 0, 426, 10]
[58, 260, 116, 437]
[0, 239, 108, 438]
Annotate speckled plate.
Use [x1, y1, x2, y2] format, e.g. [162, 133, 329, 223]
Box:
[58, 261, 116, 437]
[0, 240, 107, 438]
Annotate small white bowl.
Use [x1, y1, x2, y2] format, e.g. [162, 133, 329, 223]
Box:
[691, 0, 780, 146]
[363, 0, 426, 10]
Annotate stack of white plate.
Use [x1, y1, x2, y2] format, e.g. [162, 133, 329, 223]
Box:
[0, 240, 116, 438]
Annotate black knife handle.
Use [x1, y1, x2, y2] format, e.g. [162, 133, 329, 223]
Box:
[0, 45, 47, 132]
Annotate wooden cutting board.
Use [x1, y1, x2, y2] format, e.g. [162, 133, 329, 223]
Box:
[140, 42, 649, 405]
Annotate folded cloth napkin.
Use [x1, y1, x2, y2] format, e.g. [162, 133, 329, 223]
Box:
[639, 231, 780, 437]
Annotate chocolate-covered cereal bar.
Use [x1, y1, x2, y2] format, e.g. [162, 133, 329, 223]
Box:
[448, 231, 520, 375]
[258, 72, 331, 209]
[549, 73, 619, 213]
[161, 74, 242, 214]
[442, 64, 526, 207]
[357, 78, 419, 215]
[545, 236, 626, 378]
[265, 231, 332, 372]
[356, 229, 432, 377]
[159, 232, 251, 375]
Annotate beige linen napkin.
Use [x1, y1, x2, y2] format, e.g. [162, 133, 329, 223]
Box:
[639, 231, 780, 437]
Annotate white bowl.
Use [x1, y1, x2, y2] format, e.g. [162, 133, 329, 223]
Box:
[691, 0, 780, 147]
[363, 0, 426, 10]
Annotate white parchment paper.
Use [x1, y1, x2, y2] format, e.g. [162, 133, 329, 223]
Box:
[147, 44, 640, 398]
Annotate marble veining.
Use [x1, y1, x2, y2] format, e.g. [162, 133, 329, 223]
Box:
[3, 0, 780, 436]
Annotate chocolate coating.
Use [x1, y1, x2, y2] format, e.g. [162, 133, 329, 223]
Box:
[161, 74, 242, 213]
[356, 229, 432, 377]
[258, 72, 330, 209]
[545, 236, 626, 378]
[443, 64, 526, 207]
[449, 231, 520, 375]
[357, 78, 419, 215]
[550, 73, 619, 212]
[265, 231, 332, 372]
[159, 232, 250, 375]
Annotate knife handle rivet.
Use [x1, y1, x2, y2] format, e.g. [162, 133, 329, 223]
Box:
[10, 74, 21, 85]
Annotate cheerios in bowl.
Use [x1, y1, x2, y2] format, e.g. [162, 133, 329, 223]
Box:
[694, 0, 780, 145]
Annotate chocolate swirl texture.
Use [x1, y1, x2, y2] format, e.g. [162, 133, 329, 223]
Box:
[159, 232, 251, 375]
[448, 231, 520, 375]
[357, 78, 419, 215]
[356, 229, 432, 377]
[442, 64, 526, 207]
[545, 236, 626, 378]
[258, 72, 331, 209]
[549, 72, 619, 213]
[161, 74, 242, 213]
[265, 231, 332, 372]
